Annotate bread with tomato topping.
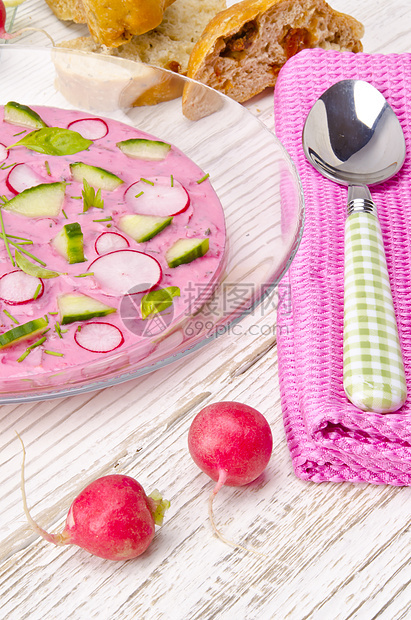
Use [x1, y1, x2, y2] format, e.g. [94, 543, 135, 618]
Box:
[183, 0, 363, 115]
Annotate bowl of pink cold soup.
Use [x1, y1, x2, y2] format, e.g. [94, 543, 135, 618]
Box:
[0, 45, 304, 402]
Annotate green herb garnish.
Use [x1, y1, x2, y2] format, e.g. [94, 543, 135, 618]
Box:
[196, 173, 210, 184]
[93, 216, 113, 223]
[55, 322, 63, 338]
[33, 283, 42, 300]
[17, 335, 47, 362]
[82, 179, 104, 212]
[9, 127, 93, 156]
[0, 208, 15, 266]
[3, 309, 19, 324]
[9, 241, 46, 266]
[141, 286, 180, 320]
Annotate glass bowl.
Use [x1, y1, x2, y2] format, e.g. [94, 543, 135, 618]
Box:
[0, 45, 304, 402]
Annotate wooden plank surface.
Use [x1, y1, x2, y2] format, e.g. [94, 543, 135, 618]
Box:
[1, 1, 411, 619]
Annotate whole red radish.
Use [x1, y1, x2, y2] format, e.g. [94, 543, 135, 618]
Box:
[188, 401, 273, 551]
[19, 438, 169, 561]
[58, 476, 169, 560]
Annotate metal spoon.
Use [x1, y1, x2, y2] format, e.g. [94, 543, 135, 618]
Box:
[302, 79, 407, 413]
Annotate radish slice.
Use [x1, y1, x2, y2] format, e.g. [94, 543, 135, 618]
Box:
[89, 249, 162, 295]
[124, 177, 190, 217]
[95, 232, 129, 255]
[0, 143, 8, 162]
[67, 118, 109, 140]
[6, 163, 45, 195]
[74, 321, 124, 352]
[0, 270, 43, 304]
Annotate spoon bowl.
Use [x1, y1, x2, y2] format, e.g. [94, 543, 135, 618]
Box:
[303, 79, 407, 413]
[303, 79, 406, 186]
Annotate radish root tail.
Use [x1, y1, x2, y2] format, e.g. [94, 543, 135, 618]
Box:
[1, 27, 55, 46]
[208, 474, 268, 558]
[16, 431, 65, 545]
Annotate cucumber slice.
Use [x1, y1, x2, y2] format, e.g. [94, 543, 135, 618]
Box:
[4, 182, 66, 218]
[70, 162, 123, 191]
[118, 214, 173, 243]
[58, 293, 117, 325]
[15, 250, 61, 279]
[52, 222, 86, 264]
[166, 238, 209, 268]
[4, 102, 47, 130]
[0, 316, 48, 349]
[117, 139, 171, 161]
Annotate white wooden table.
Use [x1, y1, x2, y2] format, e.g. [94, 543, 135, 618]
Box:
[1, 1, 411, 619]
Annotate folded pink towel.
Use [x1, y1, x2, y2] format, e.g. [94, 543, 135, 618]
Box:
[274, 49, 411, 485]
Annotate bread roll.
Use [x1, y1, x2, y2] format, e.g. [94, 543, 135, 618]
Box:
[58, 0, 227, 74]
[55, 0, 227, 109]
[183, 0, 364, 113]
[45, 0, 176, 47]
[44, 0, 86, 22]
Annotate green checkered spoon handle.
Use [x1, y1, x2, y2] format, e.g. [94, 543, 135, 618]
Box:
[343, 186, 406, 413]
[302, 79, 407, 413]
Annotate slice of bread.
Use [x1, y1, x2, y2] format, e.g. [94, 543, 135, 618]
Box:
[58, 0, 227, 74]
[184, 0, 364, 109]
[44, 0, 86, 23]
[45, 0, 177, 47]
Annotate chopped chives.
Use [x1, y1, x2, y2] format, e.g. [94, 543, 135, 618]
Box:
[17, 349, 31, 362]
[74, 272, 94, 277]
[8, 240, 46, 266]
[44, 350, 64, 357]
[62, 209, 68, 219]
[33, 283, 42, 300]
[6, 234, 32, 242]
[196, 173, 210, 184]
[0, 162, 14, 170]
[0, 208, 15, 266]
[48, 311, 59, 315]
[55, 322, 63, 338]
[18, 335, 48, 360]
[45, 160, 51, 176]
[93, 216, 113, 222]
[13, 130, 26, 136]
[30, 336, 47, 349]
[140, 178, 154, 185]
[170, 175, 174, 187]
[134, 191, 144, 198]
[3, 309, 19, 324]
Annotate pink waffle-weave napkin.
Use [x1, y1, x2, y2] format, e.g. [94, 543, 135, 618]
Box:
[275, 48, 411, 485]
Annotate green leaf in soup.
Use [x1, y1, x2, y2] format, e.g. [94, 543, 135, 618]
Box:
[9, 127, 93, 156]
[141, 286, 180, 320]
[15, 250, 61, 279]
